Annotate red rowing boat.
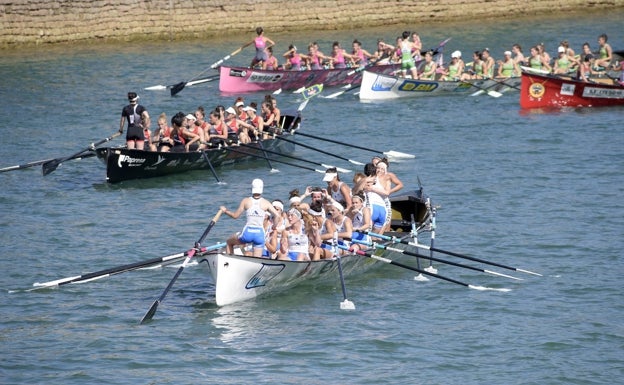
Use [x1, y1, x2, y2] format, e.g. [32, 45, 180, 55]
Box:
[520, 69, 624, 108]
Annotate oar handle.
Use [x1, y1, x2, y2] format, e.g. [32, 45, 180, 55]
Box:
[140, 210, 224, 324]
[196, 209, 223, 247]
[210, 46, 245, 69]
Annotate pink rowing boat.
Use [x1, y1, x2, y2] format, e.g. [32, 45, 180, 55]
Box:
[218, 64, 400, 93]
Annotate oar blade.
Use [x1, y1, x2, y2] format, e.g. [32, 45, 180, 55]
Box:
[485, 269, 523, 281]
[144, 85, 167, 91]
[139, 300, 160, 324]
[468, 285, 512, 292]
[340, 299, 356, 310]
[297, 99, 309, 111]
[516, 268, 543, 277]
[487, 90, 503, 98]
[187, 75, 219, 87]
[170, 82, 187, 97]
[302, 84, 323, 100]
[324, 90, 345, 99]
[383, 150, 416, 159]
[41, 159, 61, 176]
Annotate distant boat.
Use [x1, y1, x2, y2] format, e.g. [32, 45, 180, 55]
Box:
[218, 64, 400, 93]
[359, 70, 520, 100]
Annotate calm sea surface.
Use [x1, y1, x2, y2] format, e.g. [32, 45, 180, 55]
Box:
[1, 11, 623, 385]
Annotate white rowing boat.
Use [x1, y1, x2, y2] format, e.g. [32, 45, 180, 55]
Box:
[197, 188, 435, 306]
[198, 233, 421, 306]
[359, 69, 521, 100]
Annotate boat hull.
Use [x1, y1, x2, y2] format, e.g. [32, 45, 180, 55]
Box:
[95, 112, 301, 183]
[219, 64, 400, 93]
[359, 70, 521, 100]
[95, 134, 295, 183]
[520, 71, 624, 108]
[199, 239, 416, 306]
[198, 187, 432, 306]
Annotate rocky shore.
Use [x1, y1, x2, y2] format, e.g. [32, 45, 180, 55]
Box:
[1, 0, 623, 48]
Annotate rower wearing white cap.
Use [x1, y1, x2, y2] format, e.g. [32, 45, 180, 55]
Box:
[184, 113, 205, 150]
[234, 98, 248, 121]
[497, 50, 520, 78]
[324, 200, 353, 255]
[224, 106, 253, 144]
[221, 179, 280, 257]
[244, 103, 264, 139]
[553, 46, 573, 75]
[277, 208, 311, 261]
[442, 50, 464, 81]
[323, 167, 352, 211]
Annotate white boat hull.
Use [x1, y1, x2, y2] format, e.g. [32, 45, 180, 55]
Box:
[359, 70, 521, 100]
[199, 244, 416, 306]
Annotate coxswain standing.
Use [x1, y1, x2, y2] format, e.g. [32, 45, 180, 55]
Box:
[243, 27, 276, 70]
[119, 92, 150, 150]
[221, 179, 280, 257]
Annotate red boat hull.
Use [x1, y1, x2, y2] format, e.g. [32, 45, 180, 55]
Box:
[520, 71, 624, 108]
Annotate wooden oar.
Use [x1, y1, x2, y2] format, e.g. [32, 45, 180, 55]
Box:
[145, 74, 220, 91]
[0, 153, 95, 173]
[140, 209, 223, 324]
[223, 145, 327, 174]
[353, 239, 522, 280]
[274, 135, 365, 166]
[42, 132, 121, 176]
[238, 142, 351, 173]
[30, 243, 225, 290]
[338, 244, 511, 292]
[367, 231, 542, 277]
[292, 131, 415, 159]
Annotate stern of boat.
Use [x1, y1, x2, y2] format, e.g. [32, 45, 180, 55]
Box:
[389, 187, 431, 232]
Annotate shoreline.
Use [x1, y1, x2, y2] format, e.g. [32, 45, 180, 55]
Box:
[1, 1, 623, 50]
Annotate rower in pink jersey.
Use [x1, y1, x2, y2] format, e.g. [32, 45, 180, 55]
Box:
[330, 41, 357, 69]
[243, 27, 276, 70]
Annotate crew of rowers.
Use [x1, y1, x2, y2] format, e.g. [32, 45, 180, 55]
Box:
[121, 93, 285, 152]
[245, 26, 620, 85]
[220, 157, 404, 261]
[386, 32, 619, 83]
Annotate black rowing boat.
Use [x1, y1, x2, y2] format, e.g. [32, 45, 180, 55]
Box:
[95, 111, 301, 183]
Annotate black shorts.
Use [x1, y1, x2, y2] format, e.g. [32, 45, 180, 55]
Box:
[126, 125, 144, 141]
